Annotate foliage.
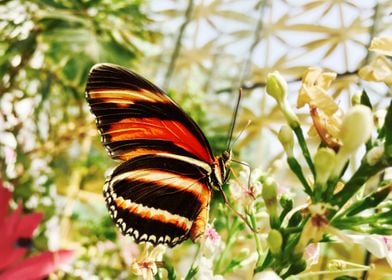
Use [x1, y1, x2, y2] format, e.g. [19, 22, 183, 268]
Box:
[0, 0, 391, 279]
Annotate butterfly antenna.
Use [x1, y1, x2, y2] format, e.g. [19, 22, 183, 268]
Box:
[229, 120, 251, 152]
[226, 88, 243, 151]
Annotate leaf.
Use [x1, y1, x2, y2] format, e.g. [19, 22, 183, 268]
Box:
[184, 266, 198, 280]
[344, 184, 392, 217]
[384, 100, 392, 158]
[360, 90, 372, 109]
[334, 276, 358, 280]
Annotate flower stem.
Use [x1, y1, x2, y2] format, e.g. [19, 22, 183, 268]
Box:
[287, 157, 312, 195]
[292, 126, 316, 176]
[249, 210, 264, 267]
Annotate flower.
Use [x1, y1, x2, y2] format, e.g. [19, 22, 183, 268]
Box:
[350, 234, 392, 267]
[192, 224, 224, 280]
[303, 243, 320, 267]
[194, 256, 224, 280]
[297, 67, 342, 150]
[229, 167, 262, 208]
[294, 203, 347, 255]
[200, 224, 224, 258]
[254, 269, 282, 280]
[359, 36, 392, 84]
[0, 181, 74, 280]
[331, 105, 373, 178]
[130, 244, 166, 280]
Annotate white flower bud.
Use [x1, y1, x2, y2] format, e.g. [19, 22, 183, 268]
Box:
[366, 145, 384, 166]
[314, 148, 336, 184]
[332, 105, 374, 178]
[266, 71, 287, 103]
[339, 105, 373, 154]
[267, 229, 283, 255]
[266, 72, 300, 128]
[278, 125, 294, 157]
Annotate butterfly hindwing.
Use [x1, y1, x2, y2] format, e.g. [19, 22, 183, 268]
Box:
[104, 154, 211, 247]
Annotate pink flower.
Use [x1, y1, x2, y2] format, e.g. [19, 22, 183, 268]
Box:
[0, 181, 74, 280]
[303, 243, 320, 266]
[130, 244, 166, 280]
[201, 224, 224, 257]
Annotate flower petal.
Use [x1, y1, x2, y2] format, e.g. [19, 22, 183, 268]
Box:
[17, 212, 43, 237]
[0, 248, 26, 271]
[359, 56, 392, 84]
[0, 250, 74, 280]
[0, 184, 12, 222]
[369, 36, 392, 56]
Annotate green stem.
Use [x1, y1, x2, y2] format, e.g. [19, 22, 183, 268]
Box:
[214, 217, 240, 274]
[293, 126, 316, 176]
[249, 210, 264, 267]
[287, 157, 312, 195]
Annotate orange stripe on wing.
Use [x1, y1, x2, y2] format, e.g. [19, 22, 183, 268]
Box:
[111, 169, 210, 202]
[88, 89, 167, 103]
[114, 196, 192, 232]
[105, 118, 212, 163]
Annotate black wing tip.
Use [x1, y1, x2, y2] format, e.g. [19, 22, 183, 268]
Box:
[89, 63, 127, 74]
[86, 63, 163, 94]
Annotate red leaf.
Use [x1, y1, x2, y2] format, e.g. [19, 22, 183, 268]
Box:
[0, 250, 75, 280]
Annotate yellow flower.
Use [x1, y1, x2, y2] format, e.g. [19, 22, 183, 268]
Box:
[297, 67, 338, 114]
[297, 67, 342, 150]
[369, 36, 392, 56]
[359, 36, 392, 85]
[294, 203, 348, 255]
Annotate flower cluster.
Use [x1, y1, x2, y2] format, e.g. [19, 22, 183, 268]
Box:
[260, 37, 392, 277]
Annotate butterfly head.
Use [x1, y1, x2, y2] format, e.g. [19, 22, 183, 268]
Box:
[211, 150, 232, 190]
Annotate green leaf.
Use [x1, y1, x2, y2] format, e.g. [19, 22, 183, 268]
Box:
[384, 100, 392, 158]
[343, 184, 392, 217]
[161, 259, 176, 280]
[184, 266, 198, 280]
[334, 276, 358, 280]
[360, 90, 372, 109]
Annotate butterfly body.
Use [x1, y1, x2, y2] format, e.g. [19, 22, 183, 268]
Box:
[86, 64, 230, 247]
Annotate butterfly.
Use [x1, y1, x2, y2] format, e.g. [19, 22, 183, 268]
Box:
[86, 63, 232, 247]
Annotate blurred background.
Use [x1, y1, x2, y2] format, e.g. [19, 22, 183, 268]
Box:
[0, 0, 391, 278]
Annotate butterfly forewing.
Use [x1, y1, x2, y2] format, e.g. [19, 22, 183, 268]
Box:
[86, 63, 218, 246]
[86, 63, 214, 163]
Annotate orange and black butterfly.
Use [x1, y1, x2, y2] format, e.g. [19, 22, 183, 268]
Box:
[86, 63, 232, 247]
